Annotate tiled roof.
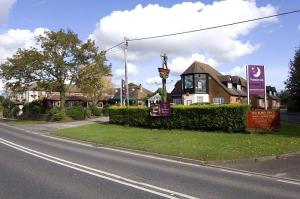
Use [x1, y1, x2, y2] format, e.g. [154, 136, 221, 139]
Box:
[170, 80, 182, 96]
[46, 95, 89, 102]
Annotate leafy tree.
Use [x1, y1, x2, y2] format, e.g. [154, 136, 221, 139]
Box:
[76, 60, 112, 104]
[147, 88, 163, 98]
[0, 29, 104, 111]
[128, 82, 138, 87]
[285, 47, 300, 112]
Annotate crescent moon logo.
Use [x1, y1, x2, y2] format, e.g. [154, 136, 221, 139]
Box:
[253, 66, 261, 78]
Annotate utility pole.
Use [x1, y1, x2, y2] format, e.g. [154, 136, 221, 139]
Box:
[124, 37, 129, 106]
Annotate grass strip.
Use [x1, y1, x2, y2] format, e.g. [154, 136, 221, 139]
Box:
[53, 122, 300, 161]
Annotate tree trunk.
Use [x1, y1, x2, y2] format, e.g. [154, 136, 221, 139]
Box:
[60, 87, 65, 111]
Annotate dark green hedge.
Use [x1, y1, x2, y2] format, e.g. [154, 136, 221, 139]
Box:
[109, 104, 249, 132]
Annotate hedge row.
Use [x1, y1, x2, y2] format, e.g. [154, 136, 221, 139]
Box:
[109, 104, 249, 132]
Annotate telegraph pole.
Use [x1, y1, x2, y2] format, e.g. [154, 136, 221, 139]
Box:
[124, 37, 129, 106]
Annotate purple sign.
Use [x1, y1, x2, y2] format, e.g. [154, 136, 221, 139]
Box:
[248, 65, 265, 97]
[150, 103, 171, 117]
[121, 79, 125, 98]
[159, 103, 171, 117]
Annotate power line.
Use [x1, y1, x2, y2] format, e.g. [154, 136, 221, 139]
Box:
[128, 9, 300, 42]
[103, 41, 124, 53]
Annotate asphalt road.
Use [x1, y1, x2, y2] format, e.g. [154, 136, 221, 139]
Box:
[0, 124, 300, 199]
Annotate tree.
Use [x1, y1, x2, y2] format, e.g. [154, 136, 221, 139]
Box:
[285, 47, 300, 112]
[76, 63, 113, 104]
[0, 29, 105, 111]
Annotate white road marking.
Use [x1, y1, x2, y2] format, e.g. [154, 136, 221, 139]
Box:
[220, 169, 252, 176]
[277, 179, 300, 186]
[2, 123, 300, 185]
[0, 137, 199, 199]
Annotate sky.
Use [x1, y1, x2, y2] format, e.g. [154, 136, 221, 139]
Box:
[0, 0, 300, 93]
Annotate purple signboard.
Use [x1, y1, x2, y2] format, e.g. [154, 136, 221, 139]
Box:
[159, 103, 171, 117]
[150, 103, 171, 117]
[121, 79, 125, 98]
[247, 65, 265, 97]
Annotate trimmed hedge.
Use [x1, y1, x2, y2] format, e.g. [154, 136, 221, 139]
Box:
[109, 104, 249, 132]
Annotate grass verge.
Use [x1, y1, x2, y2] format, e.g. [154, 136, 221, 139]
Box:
[53, 122, 300, 161]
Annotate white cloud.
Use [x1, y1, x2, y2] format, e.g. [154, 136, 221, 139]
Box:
[169, 53, 219, 75]
[0, 28, 48, 60]
[146, 76, 161, 84]
[223, 65, 246, 78]
[90, 0, 277, 63]
[114, 63, 138, 78]
[0, 0, 16, 24]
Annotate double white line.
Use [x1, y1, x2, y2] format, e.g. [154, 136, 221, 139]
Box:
[0, 137, 199, 199]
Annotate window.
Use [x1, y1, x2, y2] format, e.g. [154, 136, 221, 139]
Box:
[195, 74, 207, 93]
[184, 75, 193, 89]
[237, 84, 241, 90]
[213, 97, 225, 104]
[173, 98, 182, 104]
[227, 82, 232, 89]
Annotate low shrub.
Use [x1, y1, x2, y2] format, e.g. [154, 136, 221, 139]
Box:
[90, 104, 102, 116]
[3, 108, 13, 118]
[109, 104, 249, 132]
[53, 111, 65, 121]
[102, 104, 110, 116]
[12, 106, 20, 117]
[22, 100, 45, 114]
[66, 105, 85, 120]
[49, 107, 65, 121]
[85, 108, 92, 118]
[2, 98, 17, 118]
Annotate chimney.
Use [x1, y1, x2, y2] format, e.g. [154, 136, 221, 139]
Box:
[139, 84, 143, 92]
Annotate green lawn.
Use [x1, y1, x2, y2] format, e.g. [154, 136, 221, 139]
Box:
[53, 122, 300, 161]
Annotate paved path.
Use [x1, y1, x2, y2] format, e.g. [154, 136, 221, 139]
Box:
[8, 117, 109, 134]
[0, 124, 300, 199]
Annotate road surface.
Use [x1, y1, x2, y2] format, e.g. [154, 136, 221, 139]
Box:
[0, 124, 299, 199]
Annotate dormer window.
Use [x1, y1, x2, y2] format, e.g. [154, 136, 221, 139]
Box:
[195, 74, 207, 94]
[237, 84, 241, 90]
[184, 75, 193, 89]
[227, 82, 232, 89]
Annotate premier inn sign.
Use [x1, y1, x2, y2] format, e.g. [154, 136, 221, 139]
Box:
[247, 65, 265, 97]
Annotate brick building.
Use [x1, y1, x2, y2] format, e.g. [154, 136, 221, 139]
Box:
[171, 61, 247, 105]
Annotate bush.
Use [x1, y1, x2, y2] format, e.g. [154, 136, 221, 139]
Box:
[85, 108, 92, 118]
[2, 98, 16, 118]
[12, 106, 20, 117]
[109, 104, 249, 132]
[53, 111, 65, 121]
[66, 105, 85, 120]
[49, 107, 65, 121]
[103, 104, 110, 116]
[3, 108, 13, 118]
[90, 104, 102, 116]
[22, 100, 45, 114]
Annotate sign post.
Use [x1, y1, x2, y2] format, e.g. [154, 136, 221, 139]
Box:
[247, 65, 266, 109]
[246, 65, 280, 130]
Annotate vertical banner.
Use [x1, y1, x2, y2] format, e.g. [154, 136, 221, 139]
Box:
[247, 65, 265, 97]
[121, 79, 125, 98]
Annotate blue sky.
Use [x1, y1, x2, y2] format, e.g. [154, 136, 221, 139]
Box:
[1, 0, 300, 92]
